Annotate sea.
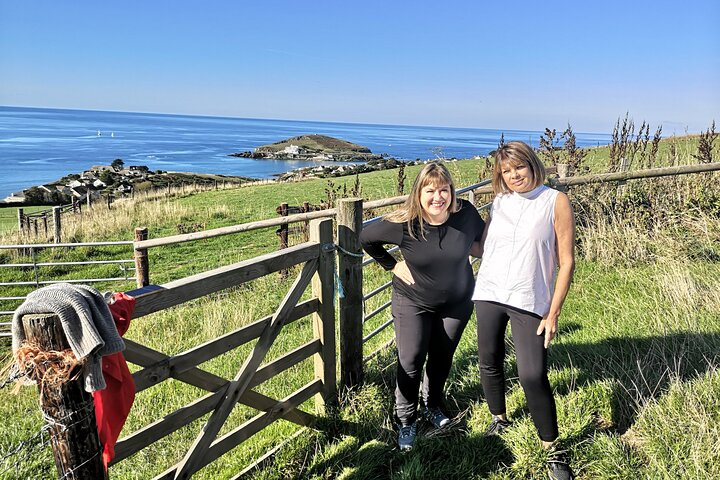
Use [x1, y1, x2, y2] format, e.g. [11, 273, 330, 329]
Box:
[0, 106, 612, 198]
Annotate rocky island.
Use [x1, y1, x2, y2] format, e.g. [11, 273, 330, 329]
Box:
[229, 134, 386, 162]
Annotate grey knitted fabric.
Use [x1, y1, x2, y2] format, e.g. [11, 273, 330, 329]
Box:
[12, 283, 125, 392]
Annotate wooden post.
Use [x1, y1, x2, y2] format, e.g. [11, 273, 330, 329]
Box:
[53, 206, 62, 243]
[303, 201, 311, 242]
[20, 313, 107, 480]
[336, 198, 364, 388]
[553, 164, 569, 193]
[17, 207, 24, 233]
[33, 218, 38, 236]
[86, 192, 91, 209]
[278, 203, 289, 249]
[71, 197, 77, 213]
[43, 213, 49, 237]
[557, 163, 570, 178]
[134, 227, 150, 287]
[310, 218, 337, 412]
[617, 157, 630, 194]
[278, 203, 289, 278]
[106, 195, 112, 209]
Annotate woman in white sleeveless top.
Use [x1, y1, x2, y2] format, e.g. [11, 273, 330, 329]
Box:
[472, 141, 576, 480]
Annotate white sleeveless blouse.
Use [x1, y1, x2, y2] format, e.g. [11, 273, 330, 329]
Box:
[472, 185, 559, 317]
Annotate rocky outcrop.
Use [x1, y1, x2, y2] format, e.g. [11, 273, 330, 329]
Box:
[229, 134, 386, 162]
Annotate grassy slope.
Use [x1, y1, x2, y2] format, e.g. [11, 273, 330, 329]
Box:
[1, 137, 719, 479]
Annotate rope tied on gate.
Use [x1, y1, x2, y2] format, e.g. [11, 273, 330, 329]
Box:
[333, 243, 365, 299]
[334, 244, 365, 258]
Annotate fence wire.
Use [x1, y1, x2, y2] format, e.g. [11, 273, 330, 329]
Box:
[0, 424, 50, 476]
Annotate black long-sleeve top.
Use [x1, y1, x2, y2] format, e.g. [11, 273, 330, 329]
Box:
[360, 199, 485, 309]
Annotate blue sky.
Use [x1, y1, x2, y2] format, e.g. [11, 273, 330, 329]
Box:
[1, 0, 718, 133]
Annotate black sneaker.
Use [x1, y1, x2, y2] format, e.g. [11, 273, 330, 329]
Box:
[420, 406, 451, 428]
[485, 415, 511, 436]
[397, 422, 417, 451]
[547, 448, 574, 480]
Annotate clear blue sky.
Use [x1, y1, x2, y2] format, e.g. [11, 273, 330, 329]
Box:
[1, 0, 718, 134]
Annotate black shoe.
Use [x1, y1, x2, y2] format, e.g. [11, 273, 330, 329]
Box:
[547, 448, 574, 480]
[397, 422, 417, 451]
[485, 415, 511, 436]
[420, 406, 451, 428]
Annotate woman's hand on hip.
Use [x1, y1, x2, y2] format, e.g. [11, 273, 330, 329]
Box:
[392, 261, 415, 285]
[536, 314, 558, 348]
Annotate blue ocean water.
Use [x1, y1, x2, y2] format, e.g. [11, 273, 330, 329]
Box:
[0, 106, 611, 197]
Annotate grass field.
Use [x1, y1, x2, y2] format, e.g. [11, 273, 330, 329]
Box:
[1, 134, 718, 479]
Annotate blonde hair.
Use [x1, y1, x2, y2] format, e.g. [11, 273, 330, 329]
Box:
[385, 162, 459, 238]
[492, 141, 546, 195]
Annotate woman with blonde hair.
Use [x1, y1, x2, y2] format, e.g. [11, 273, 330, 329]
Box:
[473, 141, 576, 479]
[360, 162, 485, 450]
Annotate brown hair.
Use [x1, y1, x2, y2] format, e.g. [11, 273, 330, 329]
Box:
[492, 141, 546, 194]
[385, 162, 459, 238]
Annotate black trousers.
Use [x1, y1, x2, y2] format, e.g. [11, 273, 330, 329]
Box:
[392, 290, 472, 425]
[474, 300, 559, 442]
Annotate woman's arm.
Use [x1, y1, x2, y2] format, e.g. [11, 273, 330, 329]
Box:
[359, 219, 415, 285]
[536, 192, 576, 348]
[470, 215, 491, 258]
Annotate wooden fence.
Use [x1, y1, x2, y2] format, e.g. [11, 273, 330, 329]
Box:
[0, 240, 136, 338]
[15, 218, 337, 478]
[8, 161, 720, 477]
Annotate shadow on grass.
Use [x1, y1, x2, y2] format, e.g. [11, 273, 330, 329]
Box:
[450, 328, 719, 435]
[549, 331, 720, 433]
[305, 414, 513, 480]
[262, 329, 718, 479]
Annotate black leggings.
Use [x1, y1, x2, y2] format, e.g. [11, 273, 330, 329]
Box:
[475, 300, 558, 442]
[392, 290, 472, 425]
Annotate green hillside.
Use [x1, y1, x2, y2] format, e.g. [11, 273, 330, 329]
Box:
[1, 134, 719, 479]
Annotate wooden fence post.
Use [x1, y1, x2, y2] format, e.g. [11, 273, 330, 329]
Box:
[33, 219, 38, 236]
[336, 198, 364, 388]
[53, 206, 62, 243]
[555, 163, 569, 193]
[20, 313, 107, 479]
[43, 213, 49, 237]
[17, 208, 24, 233]
[134, 227, 150, 287]
[86, 192, 92, 209]
[277, 203, 290, 278]
[557, 163, 570, 179]
[303, 202, 311, 242]
[278, 203, 289, 250]
[310, 218, 337, 412]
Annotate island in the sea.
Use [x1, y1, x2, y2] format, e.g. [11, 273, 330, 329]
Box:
[229, 134, 386, 162]
[3, 135, 415, 205]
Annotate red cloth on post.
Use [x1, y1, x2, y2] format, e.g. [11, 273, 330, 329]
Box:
[93, 292, 136, 469]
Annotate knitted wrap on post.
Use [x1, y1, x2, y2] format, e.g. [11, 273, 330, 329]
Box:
[12, 283, 125, 392]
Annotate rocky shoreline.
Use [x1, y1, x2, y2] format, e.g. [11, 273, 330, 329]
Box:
[1, 162, 252, 206]
[273, 157, 420, 181]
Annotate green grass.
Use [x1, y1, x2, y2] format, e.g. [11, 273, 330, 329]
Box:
[1, 138, 719, 479]
[0, 205, 47, 235]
